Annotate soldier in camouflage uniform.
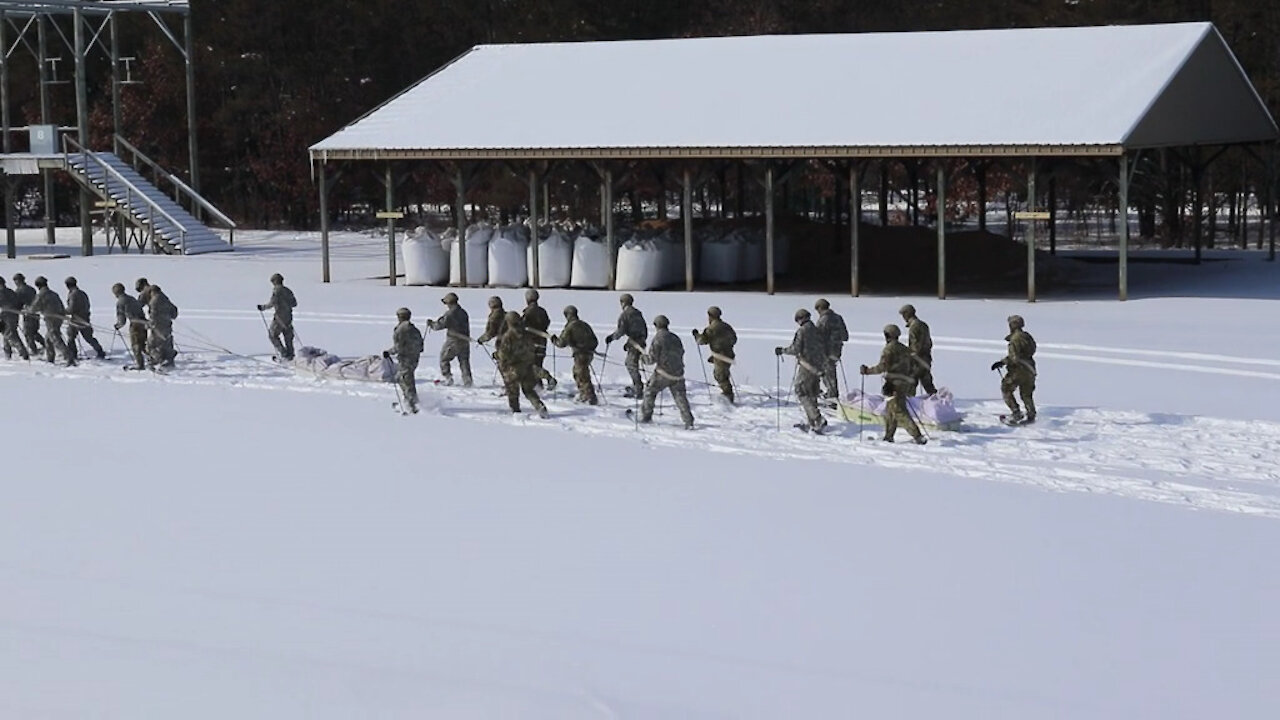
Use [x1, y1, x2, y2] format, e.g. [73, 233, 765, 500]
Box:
[257, 273, 298, 361]
[12, 273, 44, 355]
[775, 308, 828, 433]
[387, 307, 424, 413]
[814, 298, 848, 400]
[30, 276, 72, 365]
[140, 281, 179, 368]
[551, 304, 599, 405]
[475, 296, 506, 348]
[0, 276, 30, 360]
[899, 304, 937, 396]
[426, 292, 472, 387]
[521, 289, 557, 390]
[64, 276, 107, 362]
[692, 305, 737, 403]
[860, 324, 926, 444]
[991, 314, 1037, 424]
[496, 310, 548, 417]
[112, 283, 149, 370]
[604, 293, 647, 398]
[640, 315, 694, 429]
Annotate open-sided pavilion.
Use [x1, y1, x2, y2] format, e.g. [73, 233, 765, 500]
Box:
[310, 22, 1279, 300]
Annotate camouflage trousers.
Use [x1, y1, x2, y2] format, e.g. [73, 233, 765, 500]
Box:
[912, 353, 937, 396]
[883, 384, 922, 441]
[23, 315, 44, 353]
[712, 358, 734, 402]
[127, 324, 148, 369]
[148, 321, 175, 366]
[439, 339, 473, 386]
[572, 352, 597, 404]
[2, 314, 29, 359]
[794, 367, 826, 430]
[269, 318, 295, 360]
[533, 342, 555, 387]
[820, 347, 842, 399]
[66, 320, 106, 361]
[397, 354, 420, 410]
[1001, 365, 1036, 418]
[641, 372, 694, 427]
[501, 366, 546, 413]
[624, 345, 645, 395]
[43, 319, 69, 363]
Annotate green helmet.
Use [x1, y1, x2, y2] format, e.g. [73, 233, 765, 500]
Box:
[653, 314, 670, 329]
[505, 310, 522, 328]
[794, 308, 811, 322]
[707, 306, 722, 319]
[442, 292, 459, 305]
[487, 295, 503, 309]
[111, 282, 125, 295]
[883, 323, 901, 339]
[135, 277, 149, 292]
[34, 276, 48, 288]
[12, 272, 24, 283]
[1007, 314, 1025, 329]
[270, 273, 284, 284]
[899, 304, 916, 318]
[65, 276, 78, 288]
[814, 298, 830, 311]
[563, 305, 578, 319]
[396, 307, 412, 321]
[619, 293, 634, 307]
[525, 288, 539, 304]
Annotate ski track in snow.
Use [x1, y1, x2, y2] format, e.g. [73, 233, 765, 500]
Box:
[6, 328, 1280, 521]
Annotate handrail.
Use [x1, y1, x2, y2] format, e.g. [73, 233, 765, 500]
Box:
[64, 135, 190, 253]
[115, 135, 238, 231]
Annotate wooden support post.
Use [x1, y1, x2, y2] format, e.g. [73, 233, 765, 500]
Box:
[1119, 154, 1129, 300]
[976, 163, 988, 232]
[38, 15, 55, 246]
[1, 11, 12, 260]
[74, 8, 92, 256]
[385, 164, 396, 287]
[529, 169, 540, 289]
[605, 168, 616, 289]
[1026, 162, 1037, 303]
[1048, 174, 1057, 255]
[453, 167, 467, 286]
[319, 163, 331, 283]
[683, 169, 694, 291]
[937, 165, 947, 300]
[1269, 144, 1277, 262]
[850, 163, 860, 297]
[765, 164, 776, 295]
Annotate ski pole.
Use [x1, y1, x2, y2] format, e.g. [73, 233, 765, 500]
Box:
[775, 354, 781, 432]
[550, 346, 557, 400]
[858, 372, 866, 442]
[838, 358, 850, 400]
[694, 338, 713, 403]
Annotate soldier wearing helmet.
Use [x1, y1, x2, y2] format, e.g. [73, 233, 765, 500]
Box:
[521, 288, 556, 391]
[27, 276, 72, 365]
[604, 292, 648, 398]
[496, 310, 548, 417]
[692, 305, 738, 404]
[0, 276, 30, 360]
[63, 276, 106, 362]
[426, 292, 472, 387]
[991, 315, 1037, 424]
[112, 282, 148, 370]
[639, 314, 694, 429]
[257, 272, 297, 361]
[12, 273, 44, 355]
[476, 296, 506, 347]
[859, 324, 925, 444]
[386, 307, 424, 413]
[898, 303, 937, 396]
[775, 307, 829, 433]
[552, 304, 600, 405]
[813, 298, 849, 399]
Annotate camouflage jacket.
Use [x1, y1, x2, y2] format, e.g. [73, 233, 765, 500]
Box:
[607, 306, 647, 347]
[13, 282, 35, 311]
[866, 341, 917, 387]
[906, 317, 933, 359]
[522, 303, 551, 343]
[555, 318, 598, 356]
[1005, 329, 1037, 372]
[146, 289, 178, 326]
[432, 305, 470, 342]
[115, 294, 145, 328]
[782, 320, 826, 372]
[0, 286, 19, 316]
[31, 287, 65, 322]
[477, 307, 505, 345]
[393, 320, 424, 358]
[815, 309, 848, 354]
[646, 328, 685, 379]
[66, 287, 92, 322]
[264, 285, 297, 324]
[496, 325, 535, 371]
[696, 318, 737, 359]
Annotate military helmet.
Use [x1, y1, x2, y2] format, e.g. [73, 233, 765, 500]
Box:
[65, 276, 78, 287]
[525, 288, 539, 303]
[12, 272, 24, 282]
[270, 272, 284, 284]
[34, 275, 48, 287]
[1007, 314, 1025, 329]
[899, 303, 916, 318]
[111, 282, 125, 295]
[0, 276, 6, 286]
[619, 293, 634, 306]
[815, 298, 830, 311]
[707, 306, 722, 319]
[653, 314, 670, 329]
[794, 308, 811, 322]
[563, 304, 578, 319]
[396, 307, 412, 321]
[883, 323, 901, 339]
[505, 310, 522, 327]
[135, 277, 149, 292]
[487, 295, 503, 309]
[442, 292, 459, 305]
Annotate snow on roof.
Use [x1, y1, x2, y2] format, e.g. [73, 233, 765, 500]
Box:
[310, 22, 1278, 159]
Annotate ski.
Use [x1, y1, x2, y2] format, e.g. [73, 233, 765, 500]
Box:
[794, 422, 828, 435]
[391, 401, 418, 416]
[998, 414, 1035, 427]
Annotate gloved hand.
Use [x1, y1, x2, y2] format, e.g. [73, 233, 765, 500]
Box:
[256, 304, 265, 311]
[859, 364, 870, 375]
[774, 346, 783, 356]
[383, 351, 391, 359]
[427, 320, 437, 331]
[113, 322, 123, 331]
[491, 352, 498, 362]
[990, 360, 1004, 371]
[550, 334, 559, 345]
[605, 335, 613, 345]
[690, 329, 699, 339]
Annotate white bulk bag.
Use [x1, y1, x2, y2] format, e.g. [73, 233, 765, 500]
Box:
[738, 231, 765, 281]
[528, 228, 573, 287]
[570, 235, 610, 288]
[487, 225, 529, 287]
[448, 223, 492, 286]
[615, 239, 665, 291]
[699, 236, 741, 283]
[402, 229, 448, 286]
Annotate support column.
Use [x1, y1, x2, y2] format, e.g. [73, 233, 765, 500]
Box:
[2, 11, 13, 260]
[453, 167, 468, 286]
[1026, 161, 1037, 302]
[1048, 174, 1057, 255]
[110, 11, 121, 140]
[74, 8, 92, 255]
[319, 163, 331, 283]
[765, 164, 775, 295]
[937, 165, 947, 299]
[38, 15, 54, 245]
[385, 164, 396, 287]
[682, 169, 693, 291]
[184, 12, 200, 197]
[1119, 154, 1129, 300]
[605, 168, 615, 290]
[1268, 144, 1276, 262]
[529, 169, 540, 288]
[850, 163, 860, 297]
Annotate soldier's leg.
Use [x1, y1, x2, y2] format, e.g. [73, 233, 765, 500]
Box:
[131, 327, 147, 368]
[65, 324, 81, 363]
[283, 323, 295, 359]
[573, 354, 595, 403]
[399, 357, 419, 410]
[1000, 372, 1022, 416]
[796, 372, 825, 429]
[896, 392, 923, 440]
[820, 359, 838, 398]
[625, 348, 644, 395]
[46, 323, 68, 363]
[458, 345, 473, 386]
[501, 369, 521, 411]
[23, 317, 44, 352]
[639, 375, 665, 421]
[438, 344, 457, 382]
[520, 372, 546, 413]
[5, 323, 27, 359]
[1019, 374, 1036, 420]
[84, 325, 106, 358]
[671, 380, 694, 427]
[713, 361, 733, 402]
[268, 318, 287, 358]
[919, 355, 937, 396]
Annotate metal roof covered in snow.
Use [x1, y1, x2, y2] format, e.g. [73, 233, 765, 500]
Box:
[310, 22, 1278, 161]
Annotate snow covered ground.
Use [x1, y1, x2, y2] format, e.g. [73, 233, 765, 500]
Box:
[2, 228, 1279, 718]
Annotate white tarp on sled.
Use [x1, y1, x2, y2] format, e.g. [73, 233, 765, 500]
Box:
[402, 228, 449, 286]
[287, 346, 397, 383]
[838, 387, 964, 430]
